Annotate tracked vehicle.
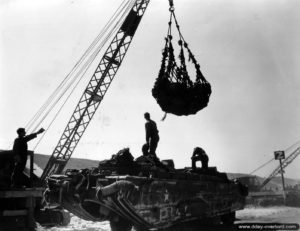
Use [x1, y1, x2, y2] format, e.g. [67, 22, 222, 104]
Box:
[45, 148, 248, 231]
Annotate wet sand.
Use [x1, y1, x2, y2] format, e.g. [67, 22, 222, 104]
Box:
[37, 206, 300, 231]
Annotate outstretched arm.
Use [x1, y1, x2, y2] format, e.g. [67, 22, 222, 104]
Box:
[37, 128, 45, 134]
[25, 128, 45, 142]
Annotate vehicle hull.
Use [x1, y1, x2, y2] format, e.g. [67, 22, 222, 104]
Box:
[46, 168, 247, 230]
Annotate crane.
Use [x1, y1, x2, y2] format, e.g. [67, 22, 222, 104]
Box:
[260, 144, 300, 189]
[41, 0, 150, 180]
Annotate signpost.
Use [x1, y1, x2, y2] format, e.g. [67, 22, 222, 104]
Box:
[274, 150, 286, 204]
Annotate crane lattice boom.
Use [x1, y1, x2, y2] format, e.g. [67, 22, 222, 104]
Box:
[260, 145, 300, 189]
[41, 0, 150, 180]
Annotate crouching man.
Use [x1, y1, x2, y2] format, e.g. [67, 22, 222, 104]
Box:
[191, 147, 209, 171]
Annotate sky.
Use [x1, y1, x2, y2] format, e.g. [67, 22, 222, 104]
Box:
[0, 0, 299, 180]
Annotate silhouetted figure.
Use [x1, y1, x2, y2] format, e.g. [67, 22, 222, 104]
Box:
[142, 143, 150, 156]
[191, 147, 209, 171]
[140, 142, 169, 172]
[11, 127, 44, 188]
[144, 112, 159, 156]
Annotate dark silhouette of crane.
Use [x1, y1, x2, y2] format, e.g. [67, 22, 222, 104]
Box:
[260, 144, 300, 189]
[41, 0, 150, 180]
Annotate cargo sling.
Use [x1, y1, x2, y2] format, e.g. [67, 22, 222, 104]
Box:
[152, 0, 211, 116]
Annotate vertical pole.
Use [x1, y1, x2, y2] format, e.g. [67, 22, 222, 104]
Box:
[279, 159, 286, 205]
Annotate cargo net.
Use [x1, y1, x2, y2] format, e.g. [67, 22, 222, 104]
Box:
[152, 3, 211, 116]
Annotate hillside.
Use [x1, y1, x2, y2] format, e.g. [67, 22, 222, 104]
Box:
[34, 154, 99, 170]
[227, 172, 300, 190]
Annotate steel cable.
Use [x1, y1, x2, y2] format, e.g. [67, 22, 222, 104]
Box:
[26, 0, 133, 134]
[32, 0, 136, 150]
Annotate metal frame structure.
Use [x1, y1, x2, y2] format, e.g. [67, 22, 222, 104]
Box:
[41, 0, 150, 180]
[260, 145, 300, 189]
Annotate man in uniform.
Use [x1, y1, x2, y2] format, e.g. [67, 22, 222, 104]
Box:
[142, 143, 150, 157]
[11, 127, 45, 188]
[144, 112, 159, 156]
[191, 147, 209, 171]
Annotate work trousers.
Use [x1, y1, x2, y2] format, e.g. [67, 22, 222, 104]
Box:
[149, 137, 159, 156]
[11, 159, 27, 187]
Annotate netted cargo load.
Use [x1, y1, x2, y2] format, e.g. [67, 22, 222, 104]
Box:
[152, 2, 211, 116]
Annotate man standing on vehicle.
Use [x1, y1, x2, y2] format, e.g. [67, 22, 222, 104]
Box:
[144, 112, 159, 156]
[11, 127, 45, 188]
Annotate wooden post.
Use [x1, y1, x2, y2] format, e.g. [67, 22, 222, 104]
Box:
[274, 150, 286, 205]
[279, 158, 286, 205]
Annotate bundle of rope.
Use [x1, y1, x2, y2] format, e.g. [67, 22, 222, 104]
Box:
[152, 1, 211, 116]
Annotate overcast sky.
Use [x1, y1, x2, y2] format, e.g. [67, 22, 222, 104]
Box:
[1, 0, 299, 179]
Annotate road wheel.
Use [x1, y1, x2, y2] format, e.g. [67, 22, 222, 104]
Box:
[60, 210, 71, 226]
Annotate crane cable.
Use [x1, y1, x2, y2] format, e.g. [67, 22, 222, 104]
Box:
[26, 0, 134, 134]
[33, 1, 136, 150]
[24, 0, 136, 150]
[31, 0, 135, 134]
[248, 139, 300, 176]
[248, 158, 274, 175]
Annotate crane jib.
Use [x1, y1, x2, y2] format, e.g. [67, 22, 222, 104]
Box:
[41, 0, 150, 180]
[121, 9, 142, 37]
